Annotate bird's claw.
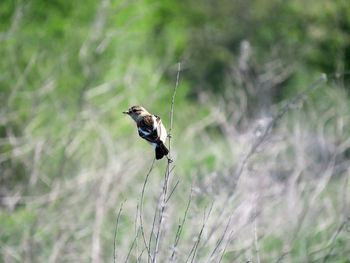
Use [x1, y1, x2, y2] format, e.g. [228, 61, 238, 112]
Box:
[167, 156, 173, 163]
[167, 133, 172, 138]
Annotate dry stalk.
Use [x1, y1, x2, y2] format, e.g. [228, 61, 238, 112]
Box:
[114, 201, 126, 263]
[153, 62, 181, 263]
[169, 188, 193, 262]
[323, 215, 350, 263]
[139, 157, 156, 262]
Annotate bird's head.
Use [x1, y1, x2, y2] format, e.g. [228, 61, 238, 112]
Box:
[123, 105, 148, 121]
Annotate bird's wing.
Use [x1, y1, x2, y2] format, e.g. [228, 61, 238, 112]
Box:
[154, 115, 167, 143]
[137, 115, 159, 143]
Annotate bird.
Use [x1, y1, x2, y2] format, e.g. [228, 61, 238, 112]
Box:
[123, 105, 169, 160]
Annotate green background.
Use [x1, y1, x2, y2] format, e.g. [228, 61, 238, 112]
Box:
[1, 0, 350, 262]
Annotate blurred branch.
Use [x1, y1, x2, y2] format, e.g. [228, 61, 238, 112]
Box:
[231, 74, 328, 192]
[185, 202, 214, 263]
[323, 215, 350, 263]
[54, 0, 109, 181]
[254, 206, 261, 263]
[7, 52, 37, 109]
[139, 158, 155, 262]
[276, 149, 338, 263]
[168, 62, 181, 156]
[48, 232, 69, 263]
[124, 237, 136, 263]
[169, 188, 192, 262]
[195, 73, 330, 263]
[92, 167, 115, 263]
[113, 201, 125, 263]
[166, 179, 179, 203]
[0, 3, 24, 43]
[218, 228, 237, 263]
[135, 203, 140, 263]
[205, 213, 233, 262]
[148, 198, 158, 260]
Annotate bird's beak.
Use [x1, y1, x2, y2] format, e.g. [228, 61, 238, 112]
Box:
[122, 110, 129, 114]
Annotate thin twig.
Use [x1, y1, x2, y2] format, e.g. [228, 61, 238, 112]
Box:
[169, 164, 176, 174]
[124, 237, 136, 263]
[206, 214, 233, 262]
[202, 74, 329, 256]
[139, 157, 155, 263]
[185, 202, 214, 263]
[166, 179, 180, 203]
[274, 251, 290, 263]
[152, 165, 171, 263]
[148, 195, 160, 258]
[114, 200, 126, 263]
[254, 206, 260, 263]
[232, 74, 328, 190]
[218, 209, 262, 262]
[168, 62, 181, 155]
[218, 229, 235, 263]
[135, 202, 140, 263]
[323, 215, 350, 263]
[275, 153, 337, 263]
[198, 205, 226, 252]
[170, 188, 193, 262]
[198, 76, 330, 260]
[137, 249, 146, 263]
[152, 62, 181, 263]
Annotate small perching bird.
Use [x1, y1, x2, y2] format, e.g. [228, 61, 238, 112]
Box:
[123, 105, 169, 160]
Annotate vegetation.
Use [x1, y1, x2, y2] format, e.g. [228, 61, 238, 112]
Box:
[1, 0, 349, 262]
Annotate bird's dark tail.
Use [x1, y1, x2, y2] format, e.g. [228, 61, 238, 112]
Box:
[155, 141, 169, 160]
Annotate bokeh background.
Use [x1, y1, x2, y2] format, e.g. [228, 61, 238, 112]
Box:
[1, 0, 350, 262]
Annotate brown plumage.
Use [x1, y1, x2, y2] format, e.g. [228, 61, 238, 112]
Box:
[123, 106, 169, 160]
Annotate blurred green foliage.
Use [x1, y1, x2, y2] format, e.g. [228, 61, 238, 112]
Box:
[1, 0, 350, 262]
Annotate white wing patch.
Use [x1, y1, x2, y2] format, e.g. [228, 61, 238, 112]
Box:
[138, 127, 150, 135]
[152, 115, 157, 130]
[159, 123, 167, 143]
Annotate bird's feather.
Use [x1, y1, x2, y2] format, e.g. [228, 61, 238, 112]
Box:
[155, 141, 169, 160]
[152, 115, 157, 130]
[128, 110, 169, 159]
[138, 127, 150, 136]
[137, 115, 159, 142]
